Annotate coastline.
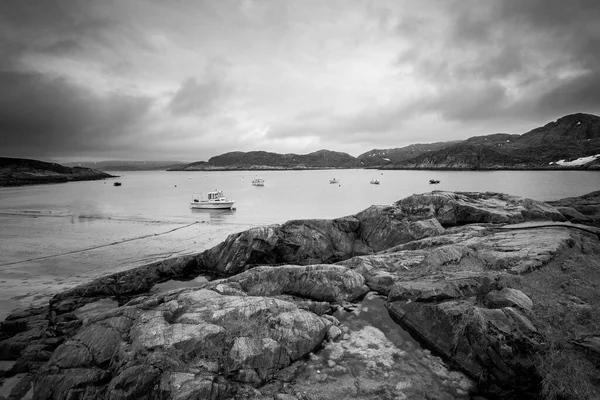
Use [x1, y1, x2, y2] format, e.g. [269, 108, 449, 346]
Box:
[169, 165, 600, 171]
[0, 214, 250, 321]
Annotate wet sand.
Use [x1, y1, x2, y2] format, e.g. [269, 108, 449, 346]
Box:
[0, 213, 250, 320]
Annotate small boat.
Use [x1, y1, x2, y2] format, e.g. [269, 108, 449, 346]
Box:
[429, 179, 441, 184]
[252, 177, 265, 186]
[370, 179, 380, 185]
[329, 178, 339, 184]
[113, 182, 122, 186]
[190, 190, 235, 209]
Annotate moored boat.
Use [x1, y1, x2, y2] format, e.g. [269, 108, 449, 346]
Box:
[429, 179, 440, 184]
[190, 190, 235, 209]
[370, 179, 380, 185]
[329, 178, 339, 184]
[114, 182, 122, 186]
[252, 177, 265, 186]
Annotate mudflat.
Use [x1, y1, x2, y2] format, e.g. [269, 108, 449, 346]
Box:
[0, 213, 248, 320]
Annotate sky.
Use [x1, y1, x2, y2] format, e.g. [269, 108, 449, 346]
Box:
[1, 0, 599, 163]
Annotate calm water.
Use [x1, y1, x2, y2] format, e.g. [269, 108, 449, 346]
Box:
[1, 169, 598, 226]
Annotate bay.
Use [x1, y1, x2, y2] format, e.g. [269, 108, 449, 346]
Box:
[0, 169, 598, 319]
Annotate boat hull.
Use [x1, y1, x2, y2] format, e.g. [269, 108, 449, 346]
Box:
[190, 202, 235, 209]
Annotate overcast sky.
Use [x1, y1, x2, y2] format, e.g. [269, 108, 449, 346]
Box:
[1, 0, 599, 162]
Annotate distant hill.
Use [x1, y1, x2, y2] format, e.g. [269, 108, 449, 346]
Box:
[64, 160, 186, 171]
[385, 113, 600, 170]
[0, 157, 115, 187]
[170, 149, 361, 171]
[357, 141, 461, 167]
[172, 114, 600, 171]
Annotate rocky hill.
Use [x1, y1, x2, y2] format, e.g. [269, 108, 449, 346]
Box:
[170, 149, 360, 171]
[64, 160, 185, 171]
[171, 113, 600, 171]
[357, 141, 461, 167]
[0, 157, 114, 186]
[384, 113, 600, 170]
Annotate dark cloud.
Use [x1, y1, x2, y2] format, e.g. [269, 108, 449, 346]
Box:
[169, 77, 229, 116]
[419, 83, 509, 122]
[536, 70, 600, 116]
[0, 71, 153, 158]
[392, 0, 600, 127]
[0, 1, 159, 73]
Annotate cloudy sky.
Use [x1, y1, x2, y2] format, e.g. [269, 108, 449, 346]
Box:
[1, 0, 599, 162]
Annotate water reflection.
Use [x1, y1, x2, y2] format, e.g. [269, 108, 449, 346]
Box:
[190, 208, 236, 222]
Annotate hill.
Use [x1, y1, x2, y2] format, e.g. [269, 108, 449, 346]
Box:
[170, 149, 360, 171]
[0, 157, 115, 187]
[381, 113, 600, 170]
[357, 141, 461, 167]
[64, 160, 186, 171]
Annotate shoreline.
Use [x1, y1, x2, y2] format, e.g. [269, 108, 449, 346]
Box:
[169, 165, 600, 171]
[0, 214, 250, 321]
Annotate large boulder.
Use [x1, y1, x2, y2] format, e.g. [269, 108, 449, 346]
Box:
[206, 264, 369, 303]
[548, 190, 600, 227]
[387, 300, 542, 398]
[396, 191, 566, 226]
[34, 289, 334, 399]
[198, 218, 366, 275]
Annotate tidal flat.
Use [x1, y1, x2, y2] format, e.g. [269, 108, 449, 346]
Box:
[0, 213, 247, 320]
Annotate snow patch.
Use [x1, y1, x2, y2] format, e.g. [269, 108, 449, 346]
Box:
[552, 154, 600, 166]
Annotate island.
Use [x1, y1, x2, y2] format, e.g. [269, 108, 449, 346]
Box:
[1, 190, 599, 399]
[172, 113, 600, 171]
[0, 157, 114, 187]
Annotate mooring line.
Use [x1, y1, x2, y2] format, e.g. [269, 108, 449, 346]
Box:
[0, 221, 199, 270]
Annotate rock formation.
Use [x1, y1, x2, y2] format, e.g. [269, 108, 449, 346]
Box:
[1, 191, 599, 399]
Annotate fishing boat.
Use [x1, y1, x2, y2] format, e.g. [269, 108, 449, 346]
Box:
[190, 190, 235, 209]
[252, 177, 265, 186]
[370, 179, 380, 185]
[429, 179, 440, 184]
[329, 178, 339, 184]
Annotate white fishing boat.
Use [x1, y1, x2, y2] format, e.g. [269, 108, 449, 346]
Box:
[329, 178, 339, 184]
[370, 179, 380, 185]
[252, 177, 265, 186]
[190, 190, 235, 209]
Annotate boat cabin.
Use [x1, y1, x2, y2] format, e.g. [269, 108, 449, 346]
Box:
[207, 191, 224, 201]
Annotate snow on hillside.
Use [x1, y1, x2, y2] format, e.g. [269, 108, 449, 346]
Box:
[551, 154, 600, 166]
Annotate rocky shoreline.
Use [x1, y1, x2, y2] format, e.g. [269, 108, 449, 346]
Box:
[1, 190, 599, 399]
[0, 158, 114, 187]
